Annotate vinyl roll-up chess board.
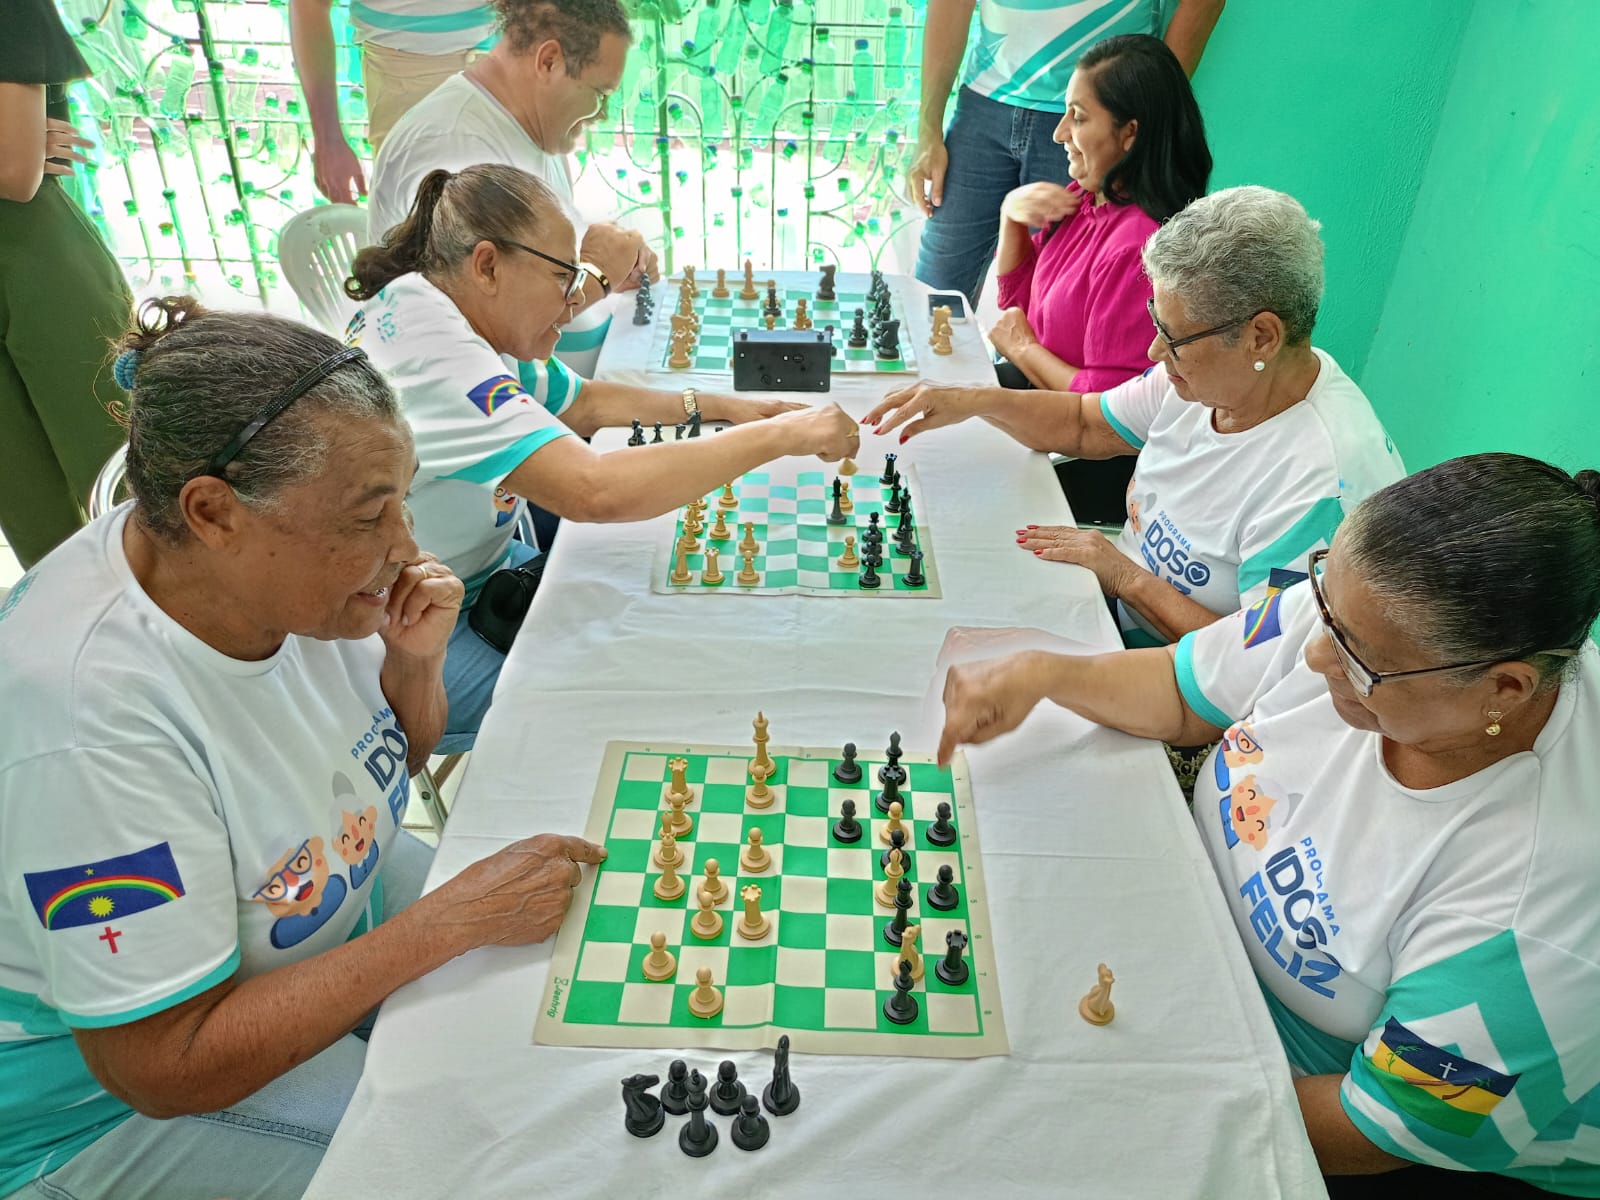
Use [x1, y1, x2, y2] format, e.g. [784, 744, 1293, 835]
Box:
[534, 739, 1009, 1058]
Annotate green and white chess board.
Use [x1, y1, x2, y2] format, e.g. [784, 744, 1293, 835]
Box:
[650, 276, 919, 374]
[535, 738, 1009, 1058]
[653, 465, 941, 597]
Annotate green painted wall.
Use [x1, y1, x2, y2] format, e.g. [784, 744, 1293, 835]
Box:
[1188, 0, 1473, 382]
[1362, 0, 1600, 473]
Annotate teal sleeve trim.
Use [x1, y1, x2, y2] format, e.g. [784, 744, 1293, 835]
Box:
[349, 1, 493, 33]
[1237, 496, 1345, 595]
[1173, 634, 1234, 730]
[554, 317, 611, 353]
[442, 425, 570, 486]
[57, 946, 241, 1029]
[1099, 392, 1145, 451]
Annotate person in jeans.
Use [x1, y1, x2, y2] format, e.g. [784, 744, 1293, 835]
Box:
[910, 0, 1224, 307]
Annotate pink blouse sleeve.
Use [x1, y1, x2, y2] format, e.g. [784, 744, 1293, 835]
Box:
[994, 226, 1048, 312]
[1068, 239, 1156, 395]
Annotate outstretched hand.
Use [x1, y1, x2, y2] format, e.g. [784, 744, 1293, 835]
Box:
[1016, 525, 1142, 599]
[859, 381, 988, 443]
[937, 653, 1049, 766]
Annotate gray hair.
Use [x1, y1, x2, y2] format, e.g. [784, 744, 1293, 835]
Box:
[115, 298, 402, 543]
[1338, 454, 1600, 690]
[1142, 185, 1325, 345]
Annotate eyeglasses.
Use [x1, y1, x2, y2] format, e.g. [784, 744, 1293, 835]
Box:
[499, 239, 588, 301]
[197, 347, 368, 480]
[252, 839, 314, 903]
[1146, 298, 1262, 362]
[1305, 548, 1578, 697]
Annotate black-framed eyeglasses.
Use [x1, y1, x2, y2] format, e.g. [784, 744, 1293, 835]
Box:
[499, 239, 588, 301]
[1146, 297, 1262, 362]
[196, 347, 368, 480]
[1305, 547, 1578, 698]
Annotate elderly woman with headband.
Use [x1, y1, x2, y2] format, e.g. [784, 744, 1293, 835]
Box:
[865, 186, 1405, 649]
[345, 163, 860, 754]
[939, 454, 1600, 1199]
[0, 300, 603, 1200]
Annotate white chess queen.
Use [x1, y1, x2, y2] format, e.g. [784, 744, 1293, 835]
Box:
[344, 164, 862, 753]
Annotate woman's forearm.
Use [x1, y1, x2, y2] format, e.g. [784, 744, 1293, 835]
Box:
[1118, 568, 1227, 644]
[564, 379, 702, 437]
[382, 647, 448, 772]
[1296, 1074, 1411, 1175]
[1008, 341, 1081, 391]
[1023, 647, 1199, 742]
[995, 217, 1036, 278]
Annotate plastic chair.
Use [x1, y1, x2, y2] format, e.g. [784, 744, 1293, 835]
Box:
[277, 204, 370, 334]
[88, 443, 130, 519]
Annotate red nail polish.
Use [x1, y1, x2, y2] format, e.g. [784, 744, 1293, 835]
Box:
[1016, 537, 1026, 544]
[1027, 524, 1038, 529]
[1033, 549, 1042, 555]
[898, 434, 908, 444]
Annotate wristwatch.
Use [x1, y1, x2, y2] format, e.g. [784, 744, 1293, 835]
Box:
[682, 388, 700, 418]
[582, 262, 611, 297]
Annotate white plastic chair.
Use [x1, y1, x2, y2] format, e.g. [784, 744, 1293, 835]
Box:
[88, 443, 130, 519]
[277, 204, 371, 334]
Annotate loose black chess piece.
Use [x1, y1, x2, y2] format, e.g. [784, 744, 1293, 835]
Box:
[651, 421, 663, 444]
[926, 863, 960, 911]
[632, 290, 652, 326]
[678, 1082, 718, 1157]
[937, 928, 970, 986]
[874, 319, 902, 361]
[833, 741, 862, 784]
[817, 264, 837, 302]
[661, 1058, 691, 1115]
[883, 959, 919, 1025]
[763, 1033, 801, 1116]
[674, 422, 686, 441]
[731, 1093, 771, 1151]
[827, 477, 847, 525]
[847, 308, 869, 348]
[904, 549, 927, 588]
[926, 800, 956, 846]
[627, 419, 645, 446]
[879, 827, 912, 875]
[832, 796, 863, 842]
[885, 479, 902, 514]
[883, 875, 913, 946]
[880, 452, 898, 485]
[687, 409, 703, 438]
[621, 1073, 665, 1138]
[709, 1059, 747, 1116]
[858, 556, 881, 590]
[764, 283, 782, 319]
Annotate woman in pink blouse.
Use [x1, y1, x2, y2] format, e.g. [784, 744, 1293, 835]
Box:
[989, 35, 1211, 394]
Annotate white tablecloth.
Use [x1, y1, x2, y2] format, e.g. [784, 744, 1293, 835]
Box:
[305, 274, 1325, 1200]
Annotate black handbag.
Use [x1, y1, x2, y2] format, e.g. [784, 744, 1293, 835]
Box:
[467, 555, 547, 654]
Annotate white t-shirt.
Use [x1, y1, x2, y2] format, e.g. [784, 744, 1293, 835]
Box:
[346, 272, 577, 594]
[0, 509, 410, 1195]
[1177, 584, 1600, 1192]
[349, 0, 497, 55]
[367, 73, 610, 376]
[1102, 353, 1405, 646]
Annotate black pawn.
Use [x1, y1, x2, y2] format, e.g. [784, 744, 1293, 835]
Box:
[621, 1073, 665, 1138]
[882, 876, 913, 947]
[688, 410, 703, 438]
[937, 928, 970, 986]
[885, 480, 902, 513]
[661, 1058, 690, 1115]
[710, 1059, 746, 1115]
[651, 421, 663, 443]
[833, 742, 862, 784]
[926, 863, 960, 912]
[627, 419, 645, 446]
[904, 549, 927, 589]
[926, 800, 956, 846]
[730, 1093, 771, 1151]
[879, 827, 912, 874]
[632, 292, 652, 326]
[763, 1032, 800, 1115]
[678, 1086, 718, 1157]
[832, 797, 863, 843]
[858, 557, 881, 590]
[848, 308, 869, 348]
[827, 477, 846, 525]
[674, 422, 686, 440]
[883, 959, 919, 1025]
[897, 499, 914, 533]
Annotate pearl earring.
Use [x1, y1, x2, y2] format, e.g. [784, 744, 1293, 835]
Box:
[1485, 710, 1503, 737]
[1253, 360, 1266, 372]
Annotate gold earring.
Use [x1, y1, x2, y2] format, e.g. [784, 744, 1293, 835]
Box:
[1485, 710, 1503, 737]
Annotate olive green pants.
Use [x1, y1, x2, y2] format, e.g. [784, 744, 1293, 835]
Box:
[0, 179, 132, 568]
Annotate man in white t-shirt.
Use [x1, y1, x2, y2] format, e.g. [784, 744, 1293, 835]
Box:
[369, 0, 656, 376]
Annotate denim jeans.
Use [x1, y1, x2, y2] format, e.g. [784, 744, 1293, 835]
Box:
[7, 833, 436, 1200]
[434, 538, 541, 756]
[913, 87, 1078, 307]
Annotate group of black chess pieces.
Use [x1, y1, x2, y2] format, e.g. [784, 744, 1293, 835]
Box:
[836, 731, 971, 1026]
[620, 1034, 800, 1155]
[632, 266, 903, 361]
[841, 451, 925, 590]
[626, 409, 701, 445]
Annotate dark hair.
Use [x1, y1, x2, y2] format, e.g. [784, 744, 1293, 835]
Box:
[1075, 33, 1211, 223]
[114, 297, 399, 542]
[1341, 453, 1600, 687]
[492, 0, 631, 68]
[347, 165, 567, 300]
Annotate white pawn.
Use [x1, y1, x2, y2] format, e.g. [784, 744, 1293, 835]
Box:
[740, 827, 772, 872]
[642, 930, 677, 981]
[700, 858, 729, 905]
[691, 888, 724, 940]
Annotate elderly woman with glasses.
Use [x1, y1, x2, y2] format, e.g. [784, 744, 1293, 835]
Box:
[936, 454, 1600, 1198]
[864, 186, 1405, 648]
[0, 299, 606, 1199]
[346, 164, 861, 753]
